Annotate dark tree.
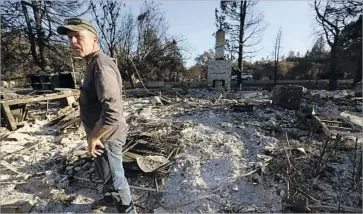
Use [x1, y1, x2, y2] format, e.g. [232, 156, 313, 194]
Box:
[313, 0, 362, 90]
[337, 15, 362, 86]
[90, 0, 128, 58]
[273, 28, 282, 86]
[215, 0, 265, 88]
[1, 0, 88, 72]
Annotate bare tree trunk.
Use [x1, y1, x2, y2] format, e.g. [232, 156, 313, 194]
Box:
[175, 68, 179, 82]
[313, 0, 347, 91]
[123, 58, 135, 89]
[21, 1, 40, 69]
[167, 66, 173, 81]
[273, 28, 282, 86]
[329, 44, 338, 90]
[352, 48, 362, 87]
[274, 61, 278, 86]
[32, 1, 46, 70]
[237, 1, 247, 89]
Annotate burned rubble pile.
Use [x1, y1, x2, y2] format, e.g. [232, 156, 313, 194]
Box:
[151, 88, 361, 213]
[266, 88, 362, 213]
[0, 87, 362, 213]
[0, 90, 183, 213]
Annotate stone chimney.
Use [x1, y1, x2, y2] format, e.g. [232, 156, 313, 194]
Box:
[207, 29, 231, 92]
[215, 29, 225, 60]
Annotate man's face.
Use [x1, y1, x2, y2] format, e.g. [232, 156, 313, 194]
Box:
[67, 30, 97, 57]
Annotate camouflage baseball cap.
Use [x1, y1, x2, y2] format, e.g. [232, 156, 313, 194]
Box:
[57, 18, 98, 36]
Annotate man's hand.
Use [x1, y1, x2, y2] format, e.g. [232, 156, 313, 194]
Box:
[87, 137, 105, 158]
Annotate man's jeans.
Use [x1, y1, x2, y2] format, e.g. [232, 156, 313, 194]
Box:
[94, 136, 132, 206]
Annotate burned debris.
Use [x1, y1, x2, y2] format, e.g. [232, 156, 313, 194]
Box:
[1, 0, 361, 212]
[1, 83, 362, 213]
[1, 89, 77, 131]
[0, 30, 361, 212]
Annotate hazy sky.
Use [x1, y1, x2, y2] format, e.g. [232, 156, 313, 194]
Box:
[90, 0, 320, 67]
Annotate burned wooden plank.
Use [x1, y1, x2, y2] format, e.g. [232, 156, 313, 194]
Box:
[46, 114, 67, 127]
[123, 151, 143, 161]
[313, 115, 361, 139]
[325, 125, 355, 132]
[57, 108, 80, 130]
[123, 140, 141, 154]
[59, 117, 81, 130]
[320, 120, 345, 124]
[1, 103, 17, 131]
[1, 91, 74, 106]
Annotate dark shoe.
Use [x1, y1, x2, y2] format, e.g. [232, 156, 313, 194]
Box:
[116, 201, 136, 213]
[91, 197, 115, 211]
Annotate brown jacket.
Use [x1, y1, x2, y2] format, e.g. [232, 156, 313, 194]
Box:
[79, 50, 128, 141]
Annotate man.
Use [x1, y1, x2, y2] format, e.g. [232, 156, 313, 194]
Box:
[57, 18, 135, 213]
